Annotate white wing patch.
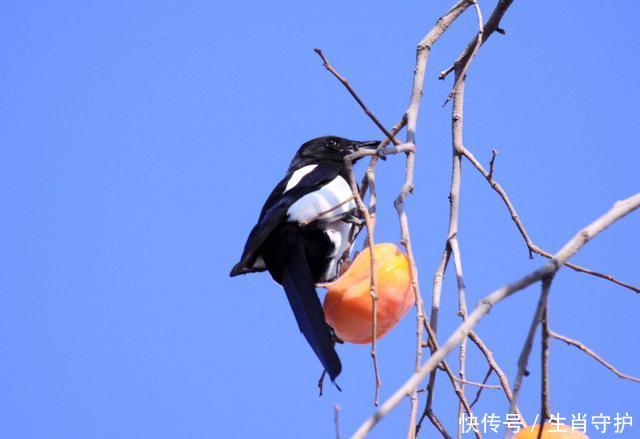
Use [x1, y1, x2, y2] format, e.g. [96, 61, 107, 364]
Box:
[284, 165, 318, 192]
[286, 175, 355, 224]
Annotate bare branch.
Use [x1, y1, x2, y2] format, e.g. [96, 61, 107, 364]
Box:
[423, 410, 453, 439]
[401, 1, 478, 435]
[334, 404, 342, 439]
[461, 145, 640, 293]
[416, 317, 479, 439]
[448, 67, 473, 439]
[420, 2, 485, 427]
[508, 275, 552, 417]
[539, 275, 554, 435]
[469, 367, 495, 408]
[305, 3, 638, 438]
[423, 319, 478, 419]
[343, 151, 381, 406]
[549, 330, 640, 383]
[341, 119, 408, 269]
[314, 48, 400, 146]
[468, 331, 521, 417]
[311, 49, 408, 403]
[352, 193, 640, 438]
[312, 47, 430, 408]
[443, 0, 484, 107]
[312, 4, 637, 438]
[357, 117, 407, 205]
[533, 246, 640, 293]
[440, 0, 515, 80]
[313, 5, 485, 428]
[452, 375, 500, 390]
[405, 0, 474, 144]
[488, 149, 497, 181]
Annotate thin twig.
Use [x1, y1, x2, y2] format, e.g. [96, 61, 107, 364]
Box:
[452, 375, 500, 390]
[422, 3, 485, 430]
[339, 134, 413, 408]
[334, 404, 341, 439]
[443, 0, 484, 107]
[507, 277, 550, 419]
[423, 242, 451, 435]
[309, 3, 639, 438]
[344, 152, 381, 406]
[460, 145, 534, 258]
[532, 246, 639, 293]
[341, 119, 407, 269]
[313, 10, 498, 434]
[358, 118, 407, 210]
[448, 66, 473, 439]
[549, 330, 640, 383]
[401, 0, 478, 433]
[420, 1, 479, 430]
[440, 0, 515, 80]
[469, 367, 495, 408]
[314, 53, 416, 402]
[460, 145, 640, 293]
[352, 193, 640, 438]
[360, 117, 407, 229]
[538, 275, 554, 439]
[405, 0, 475, 144]
[468, 331, 522, 418]
[314, 48, 400, 146]
[415, 312, 479, 437]
[425, 410, 453, 439]
[416, 315, 479, 439]
[315, 46, 432, 410]
[488, 149, 497, 180]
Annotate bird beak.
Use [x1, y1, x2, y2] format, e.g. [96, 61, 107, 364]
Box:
[352, 140, 381, 150]
[352, 140, 386, 160]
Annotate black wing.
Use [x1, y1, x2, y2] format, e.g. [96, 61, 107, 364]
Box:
[230, 162, 340, 276]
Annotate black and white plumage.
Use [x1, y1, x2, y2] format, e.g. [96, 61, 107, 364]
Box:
[230, 136, 379, 381]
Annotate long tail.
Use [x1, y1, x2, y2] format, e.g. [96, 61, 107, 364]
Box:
[281, 240, 342, 381]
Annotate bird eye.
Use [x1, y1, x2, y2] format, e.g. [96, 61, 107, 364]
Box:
[326, 139, 338, 149]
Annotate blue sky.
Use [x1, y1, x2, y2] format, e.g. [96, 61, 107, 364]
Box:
[1, 1, 638, 438]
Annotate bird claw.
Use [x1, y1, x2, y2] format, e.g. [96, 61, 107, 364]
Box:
[330, 328, 344, 345]
[344, 214, 364, 226]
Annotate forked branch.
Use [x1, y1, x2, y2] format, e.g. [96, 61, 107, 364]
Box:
[352, 193, 640, 438]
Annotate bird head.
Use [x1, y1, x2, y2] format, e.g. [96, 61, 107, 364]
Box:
[292, 136, 380, 167]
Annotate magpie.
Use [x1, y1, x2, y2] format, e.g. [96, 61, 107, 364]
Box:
[230, 136, 379, 381]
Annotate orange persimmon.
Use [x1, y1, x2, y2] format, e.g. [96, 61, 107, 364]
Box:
[323, 243, 415, 344]
[513, 425, 588, 439]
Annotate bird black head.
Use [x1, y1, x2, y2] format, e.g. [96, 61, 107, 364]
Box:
[288, 136, 380, 170]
